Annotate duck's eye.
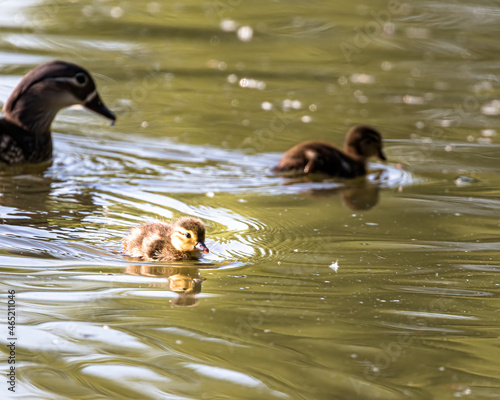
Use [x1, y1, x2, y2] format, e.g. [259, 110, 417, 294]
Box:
[185, 232, 191, 239]
[75, 73, 88, 86]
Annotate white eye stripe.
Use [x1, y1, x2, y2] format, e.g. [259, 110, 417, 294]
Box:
[52, 75, 89, 87]
[83, 90, 97, 104]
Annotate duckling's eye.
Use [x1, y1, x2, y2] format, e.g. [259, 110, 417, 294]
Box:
[75, 73, 88, 86]
[185, 232, 191, 239]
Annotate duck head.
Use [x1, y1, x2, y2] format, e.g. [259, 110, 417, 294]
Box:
[3, 60, 115, 134]
[344, 125, 386, 161]
[170, 217, 209, 254]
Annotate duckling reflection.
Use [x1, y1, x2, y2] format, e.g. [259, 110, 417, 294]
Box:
[340, 183, 380, 210]
[125, 265, 205, 307]
[303, 181, 380, 210]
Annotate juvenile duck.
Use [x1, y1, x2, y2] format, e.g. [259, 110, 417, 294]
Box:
[273, 125, 386, 178]
[0, 60, 115, 165]
[122, 217, 209, 262]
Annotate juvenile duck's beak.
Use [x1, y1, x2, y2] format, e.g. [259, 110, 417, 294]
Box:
[195, 242, 209, 253]
[84, 92, 116, 122]
[378, 149, 387, 161]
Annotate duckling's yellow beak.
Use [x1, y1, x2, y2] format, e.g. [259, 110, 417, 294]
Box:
[378, 149, 387, 161]
[195, 242, 209, 253]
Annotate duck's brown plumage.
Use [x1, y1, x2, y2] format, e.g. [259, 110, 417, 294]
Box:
[0, 60, 115, 165]
[273, 125, 386, 178]
[122, 217, 208, 262]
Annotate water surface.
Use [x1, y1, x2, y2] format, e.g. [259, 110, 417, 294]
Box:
[1, 1, 499, 399]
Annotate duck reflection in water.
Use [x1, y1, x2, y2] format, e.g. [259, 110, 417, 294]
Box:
[125, 265, 206, 307]
[0, 166, 103, 232]
[306, 180, 381, 211]
[340, 182, 380, 210]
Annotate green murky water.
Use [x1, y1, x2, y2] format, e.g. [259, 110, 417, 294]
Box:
[1, 0, 499, 399]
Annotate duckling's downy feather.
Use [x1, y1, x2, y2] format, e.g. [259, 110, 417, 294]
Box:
[274, 140, 366, 178]
[123, 217, 207, 262]
[273, 125, 386, 178]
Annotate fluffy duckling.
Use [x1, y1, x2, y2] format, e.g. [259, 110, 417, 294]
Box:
[122, 217, 209, 262]
[273, 125, 386, 178]
[0, 60, 115, 165]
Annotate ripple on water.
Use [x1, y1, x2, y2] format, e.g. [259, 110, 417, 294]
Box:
[28, 131, 419, 270]
[50, 131, 417, 197]
[393, 286, 493, 297]
[184, 363, 289, 398]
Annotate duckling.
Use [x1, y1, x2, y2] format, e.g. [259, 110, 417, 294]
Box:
[122, 217, 209, 262]
[0, 60, 115, 165]
[272, 125, 386, 178]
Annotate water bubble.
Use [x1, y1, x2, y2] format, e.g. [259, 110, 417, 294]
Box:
[82, 6, 93, 17]
[227, 74, 238, 83]
[220, 19, 237, 32]
[239, 78, 265, 90]
[384, 23, 396, 35]
[403, 95, 424, 105]
[481, 129, 496, 137]
[110, 7, 124, 18]
[481, 100, 500, 115]
[147, 2, 160, 14]
[338, 76, 348, 85]
[237, 26, 253, 42]
[381, 61, 393, 71]
[350, 74, 375, 84]
[261, 101, 273, 111]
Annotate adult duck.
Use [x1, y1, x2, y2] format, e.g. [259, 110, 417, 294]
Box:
[0, 60, 115, 165]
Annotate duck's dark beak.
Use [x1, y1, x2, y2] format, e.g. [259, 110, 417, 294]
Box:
[84, 93, 116, 122]
[195, 242, 209, 253]
[378, 149, 387, 161]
